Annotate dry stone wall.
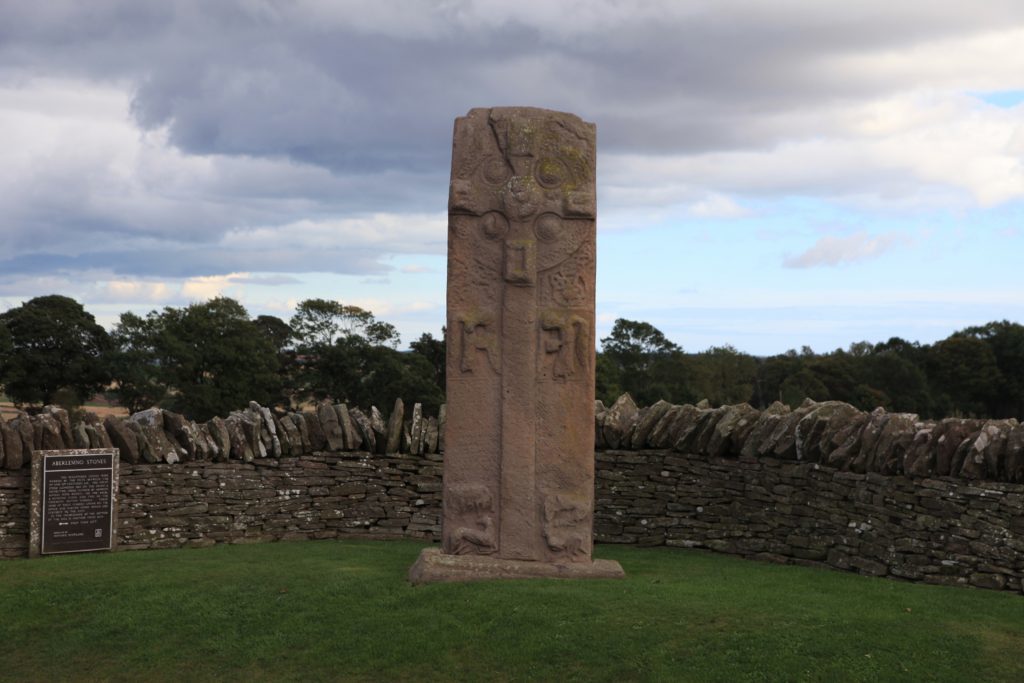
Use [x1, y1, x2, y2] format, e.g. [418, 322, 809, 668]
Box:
[1, 395, 1022, 593]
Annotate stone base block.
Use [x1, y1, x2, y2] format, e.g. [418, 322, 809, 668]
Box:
[408, 547, 626, 585]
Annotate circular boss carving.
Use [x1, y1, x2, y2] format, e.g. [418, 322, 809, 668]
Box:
[480, 212, 509, 240]
[480, 156, 512, 185]
[534, 213, 561, 242]
[533, 157, 569, 189]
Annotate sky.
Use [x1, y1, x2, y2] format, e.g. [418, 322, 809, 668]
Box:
[1, 0, 1023, 356]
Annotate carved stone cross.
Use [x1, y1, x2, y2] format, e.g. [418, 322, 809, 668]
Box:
[410, 107, 624, 582]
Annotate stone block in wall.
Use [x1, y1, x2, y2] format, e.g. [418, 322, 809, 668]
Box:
[407, 403, 423, 455]
[318, 401, 345, 451]
[602, 393, 639, 450]
[289, 412, 311, 452]
[206, 417, 232, 461]
[1006, 426, 1024, 483]
[630, 400, 672, 450]
[706, 403, 760, 458]
[740, 401, 789, 459]
[85, 424, 108, 449]
[223, 415, 253, 461]
[647, 405, 688, 449]
[169, 411, 213, 461]
[794, 401, 862, 463]
[33, 413, 65, 451]
[303, 411, 327, 452]
[130, 409, 183, 464]
[764, 402, 814, 460]
[963, 420, 1017, 481]
[422, 417, 438, 454]
[872, 412, 919, 475]
[236, 413, 266, 459]
[276, 414, 302, 456]
[104, 416, 140, 463]
[1, 418, 24, 470]
[256, 405, 282, 458]
[72, 422, 90, 449]
[385, 399, 404, 454]
[242, 404, 271, 458]
[348, 408, 376, 452]
[333, 404, 360, 451]
[673, 406, 717, 454]
[595, 401, 609, 450]
[369, 407, 387, 454]
[82, 412, 114, 449]
[437, 404, 446, 453]
[43, 406, 74, 446]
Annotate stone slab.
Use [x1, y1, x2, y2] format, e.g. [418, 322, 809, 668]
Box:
[408, 547, 624, 585]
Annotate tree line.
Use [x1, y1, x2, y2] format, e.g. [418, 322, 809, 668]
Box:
[1, 294, 1022, 422]
[0, 295, 444, 421]
[597, 318, 1024, 421]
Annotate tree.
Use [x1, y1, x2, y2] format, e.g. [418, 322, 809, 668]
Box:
[957, 321, 1024, 419]
[109, 298, 282, 421]
[599, 319, 691, 405]
[108, 311, 169, 414]
[315, 336, 445, 413]
[410, 330, 446, 390]
[754, 352, 803, 408]
[779, 368, 829, 407]
[926, 336, 1002, 418]
[254, 315, 293, 352]
[0, 295, 111, 406]
[290, 299, 399, 350]
[690, 345, 758, 406]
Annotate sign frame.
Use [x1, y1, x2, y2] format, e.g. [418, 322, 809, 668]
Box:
[29, 448, 120, 558]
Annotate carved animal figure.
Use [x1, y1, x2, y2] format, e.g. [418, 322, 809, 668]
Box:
[542, 493, 589, 561]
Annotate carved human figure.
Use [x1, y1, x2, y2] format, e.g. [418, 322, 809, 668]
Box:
[542, 312, 588, 380]
[458, 313, 500, 375]
[444, 484, 497, 555]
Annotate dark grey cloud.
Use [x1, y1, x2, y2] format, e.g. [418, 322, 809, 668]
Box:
[6, 0, 1024, 164]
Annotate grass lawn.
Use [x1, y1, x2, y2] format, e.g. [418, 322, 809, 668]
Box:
[1, 540, 1022, 682]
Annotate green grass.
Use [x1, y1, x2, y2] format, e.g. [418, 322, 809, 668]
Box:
[1, 541, 1022, 682]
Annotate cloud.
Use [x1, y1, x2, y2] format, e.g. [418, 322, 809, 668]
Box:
[688, 194, 749, 218]
[783, 231, 909, 268]
[3, 1, 1024, 345]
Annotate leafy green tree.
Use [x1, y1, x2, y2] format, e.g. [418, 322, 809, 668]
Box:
[957, 321, 1024, 419]
[109, 298, 282, 421]
[108, 311, 169, 414]
[926, 335, 1002, 418]
[861, 350, 931, 414]
[0, 295, 111, 406]
[410, 330, 446, 390]
[315, 335, 444, 413]
[689, 345, 758, 406]
[754, 351, 802, 408]
[599, 319, 691, 405]
[254, 315, 293, 352]
[290, 299, 399, 350]
[779, 368, 829, 407]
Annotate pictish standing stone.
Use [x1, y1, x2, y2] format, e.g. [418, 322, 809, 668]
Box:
[410, 106, 623, 582]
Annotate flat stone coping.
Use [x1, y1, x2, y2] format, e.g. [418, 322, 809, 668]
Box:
[408, 547, 625, 585]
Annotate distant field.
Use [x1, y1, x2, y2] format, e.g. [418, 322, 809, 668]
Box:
[0, 396, 128, 420]
[2, 540, 1022, 682]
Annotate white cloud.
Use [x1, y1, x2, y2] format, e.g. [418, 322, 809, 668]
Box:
[783, 231, 909, 268]
[688, 193, 749, 218]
